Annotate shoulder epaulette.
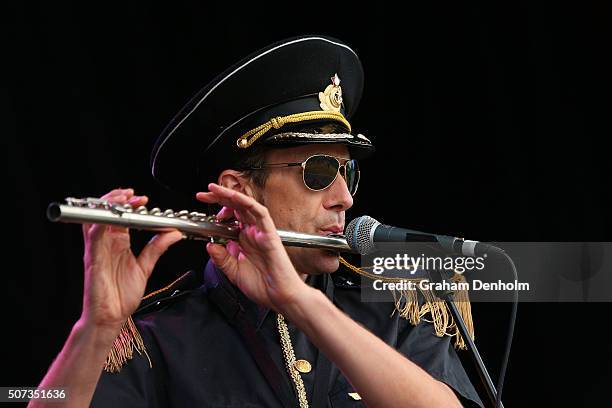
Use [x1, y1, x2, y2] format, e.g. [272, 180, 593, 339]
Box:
[103, 269, 203, 373]
[134, 269, 203, 316]
[338, 256, 475, 350]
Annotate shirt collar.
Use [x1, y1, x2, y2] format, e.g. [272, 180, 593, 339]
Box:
[203, 259, 334, 331]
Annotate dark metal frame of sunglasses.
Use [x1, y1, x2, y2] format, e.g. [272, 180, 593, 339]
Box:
[244, 154, 360, 195]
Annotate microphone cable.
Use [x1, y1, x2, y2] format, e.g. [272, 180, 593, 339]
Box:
[493, 250, 518, 408]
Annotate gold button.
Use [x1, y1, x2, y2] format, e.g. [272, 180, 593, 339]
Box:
[293, 359, 312, 373]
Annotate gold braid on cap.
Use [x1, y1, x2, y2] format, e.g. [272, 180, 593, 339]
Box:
[338, 256, 475, 350]
[236, 111, 351, 149]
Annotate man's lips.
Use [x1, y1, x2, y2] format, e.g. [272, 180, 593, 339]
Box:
[318, 225, 344, 235]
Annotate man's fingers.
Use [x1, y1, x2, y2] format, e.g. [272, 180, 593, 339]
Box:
[85, 192, 126, 239]
[226, 240, 242, 258]
[206, 242, 239, 284]
[197, 186, 253, 212]
[108, 194, 148, 233]
[82, 189, 138, 238]
[83, 194, 148, 240]
[137, 230, 184, 278]
[105, 194, 129, 233]
[196, 190, 257, 225]
[87, 223, 109, 242]
[101, 188, 134, 201]
[127, 195, 148, 208]
[215, 206, 234, 221]
[82, 223, 92, 241]
[209, 183, 274, 230]
[205, 184, 276, 233]
[195, 191, 218, 204]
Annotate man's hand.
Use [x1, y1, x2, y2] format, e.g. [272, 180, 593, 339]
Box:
[196, 183, 309, 312]
[81, 188, 183, 331]
[30, 188, 184, 408]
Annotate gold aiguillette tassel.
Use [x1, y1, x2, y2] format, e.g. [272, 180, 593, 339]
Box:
[103, 316, 151, 373]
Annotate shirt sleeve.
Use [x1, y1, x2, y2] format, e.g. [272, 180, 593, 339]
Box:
[397, 317, 484, 408]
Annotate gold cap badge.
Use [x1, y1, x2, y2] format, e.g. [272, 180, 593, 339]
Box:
[319, 73, 343, 112]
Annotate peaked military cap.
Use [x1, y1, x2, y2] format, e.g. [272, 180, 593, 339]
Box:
[151, 35, 374, 195]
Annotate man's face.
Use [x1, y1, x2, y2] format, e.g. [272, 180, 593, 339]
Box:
[257, 143, 354, 276]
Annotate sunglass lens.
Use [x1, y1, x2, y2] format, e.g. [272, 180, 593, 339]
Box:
[344, 159, 360, 195]
[303, 156, 339, 190]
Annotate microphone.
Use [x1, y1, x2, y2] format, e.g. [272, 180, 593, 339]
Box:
[345, 215, 504, 257]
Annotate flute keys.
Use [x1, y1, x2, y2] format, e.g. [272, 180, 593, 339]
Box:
[149, 208, 161, 215]
[122, 204, 133, 212]
[84, 198, 106, 208]
[191, 212, 208, 221]
[176, 210, 190, 219]
[163, 209, 175, 217]
[135, 206, 148, 214]
[66, 197, 78, 206]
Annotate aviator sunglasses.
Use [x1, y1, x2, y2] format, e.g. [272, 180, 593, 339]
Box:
[246, 154, 360, 196]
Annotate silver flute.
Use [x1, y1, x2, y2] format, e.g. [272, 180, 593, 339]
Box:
[47, 197, 354, 253]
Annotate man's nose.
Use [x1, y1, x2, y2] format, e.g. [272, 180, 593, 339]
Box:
[323, 171, 353, 211]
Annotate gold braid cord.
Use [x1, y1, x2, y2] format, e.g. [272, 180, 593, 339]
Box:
[236, 111, 351, 149]
[277, 314, 309, 408]
[339, 256, 475, 350]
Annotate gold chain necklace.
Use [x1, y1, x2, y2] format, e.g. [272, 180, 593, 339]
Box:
[277, 313, 309, 408]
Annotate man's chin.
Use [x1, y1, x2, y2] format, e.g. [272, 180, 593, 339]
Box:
[310, 249, 340, 274]
[288, 247, 340, 275]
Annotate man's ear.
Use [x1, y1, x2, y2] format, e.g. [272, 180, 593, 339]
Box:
[218, 169, 258, 199]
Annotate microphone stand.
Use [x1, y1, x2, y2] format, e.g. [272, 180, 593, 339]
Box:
[429, 269, 504, 408]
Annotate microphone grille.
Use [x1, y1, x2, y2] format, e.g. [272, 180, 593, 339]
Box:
[345, 216, 379, 255]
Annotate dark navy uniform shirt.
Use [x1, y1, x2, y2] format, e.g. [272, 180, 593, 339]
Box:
[91, 260, 483, 407]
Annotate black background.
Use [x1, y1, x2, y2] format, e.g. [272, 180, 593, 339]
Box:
[5, 2, 611, 406]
